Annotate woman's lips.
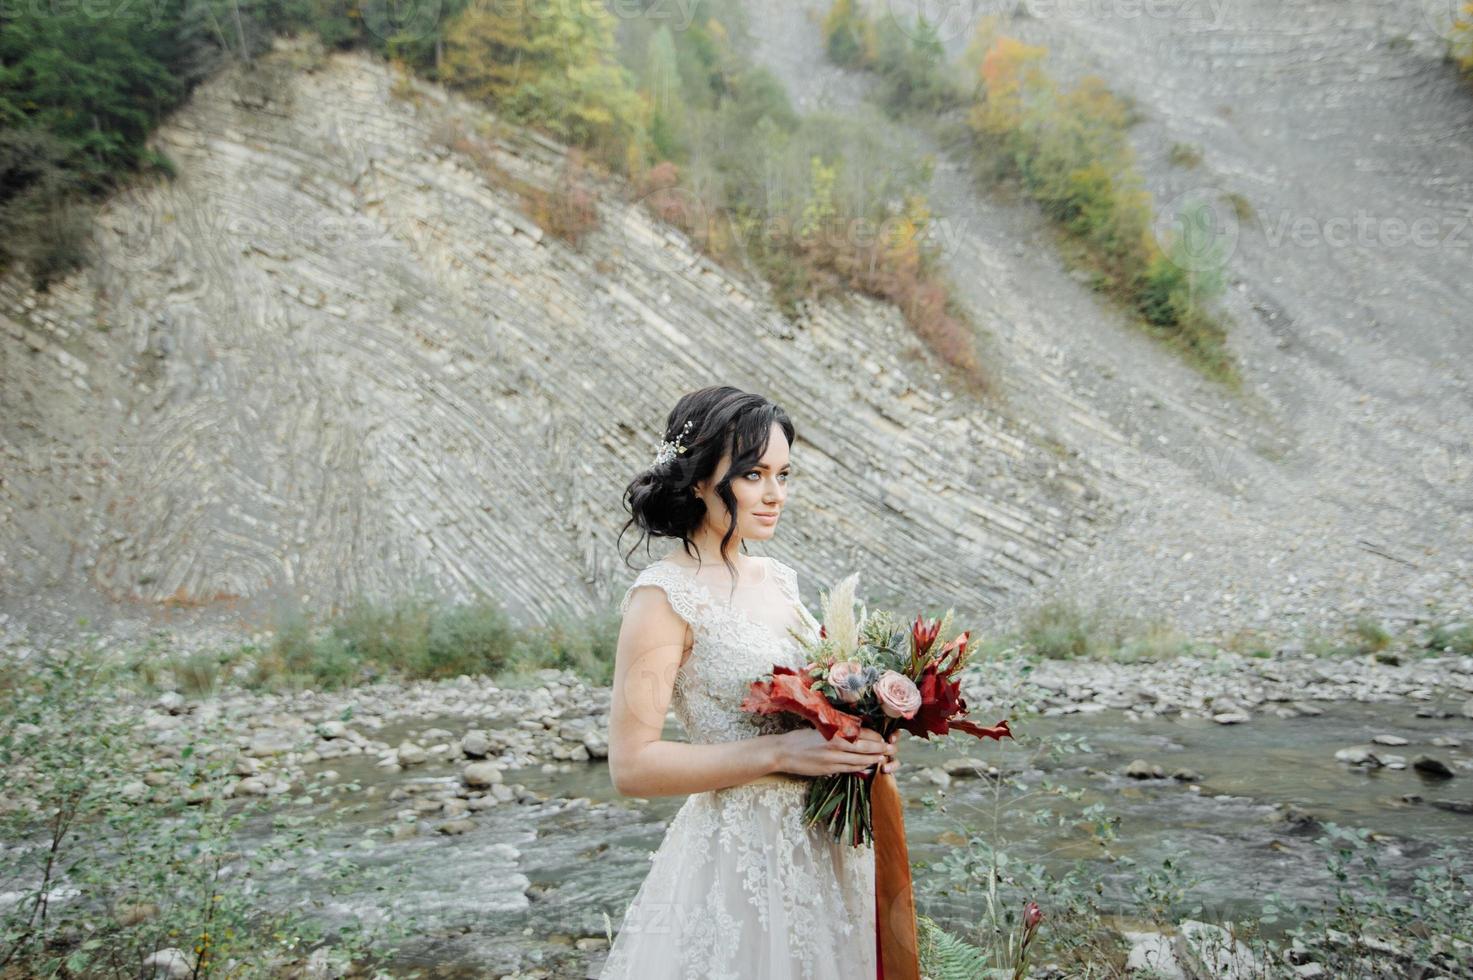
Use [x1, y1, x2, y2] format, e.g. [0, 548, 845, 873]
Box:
[754, 512, 779, 522]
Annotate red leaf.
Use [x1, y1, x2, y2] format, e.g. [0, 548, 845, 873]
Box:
[897, 663, 1012, 743]
[741, 664, 863, 742]
[951, 718, 1013, 741]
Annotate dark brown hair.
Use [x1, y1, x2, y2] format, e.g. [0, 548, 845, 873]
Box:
[619, 385, 795, 591]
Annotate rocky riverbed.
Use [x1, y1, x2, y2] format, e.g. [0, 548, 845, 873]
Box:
[4, 617, 1472, 977]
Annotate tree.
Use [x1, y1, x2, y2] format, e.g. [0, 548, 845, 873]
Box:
[442, 0, 646, 168]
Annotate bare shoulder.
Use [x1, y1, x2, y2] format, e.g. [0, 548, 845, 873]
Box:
[618, 581, 693, 665]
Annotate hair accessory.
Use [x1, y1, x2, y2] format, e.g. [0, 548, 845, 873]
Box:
[653, 419, 693, 467]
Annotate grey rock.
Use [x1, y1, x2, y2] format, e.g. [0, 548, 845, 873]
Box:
[247, 730, 298, 757]
[461, 730, 491, 758]
[1412, 755, 1454, 779]
[1173, 919, 1265, 979]
[1333, 747, 1382, 767]
[1123, 930, 1186, 978]
[917, 767, 951, 789]
[462, 762, 504, 788]
[395, 741, 428, 766]
[142, 948, 194, 979]
[1126, 759, 1165, 779]
[580, 731, 608, 759]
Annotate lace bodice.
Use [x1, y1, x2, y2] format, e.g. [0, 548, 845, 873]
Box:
[619, 555, 823, 743]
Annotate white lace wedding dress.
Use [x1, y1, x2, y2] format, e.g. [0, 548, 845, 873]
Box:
[598, 554, 877, 980]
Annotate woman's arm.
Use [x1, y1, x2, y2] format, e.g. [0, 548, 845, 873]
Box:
[606, 584, 786, 797]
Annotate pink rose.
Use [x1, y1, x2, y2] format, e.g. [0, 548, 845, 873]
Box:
[874, 670, 921, 719]
[827, 660, 867, 704]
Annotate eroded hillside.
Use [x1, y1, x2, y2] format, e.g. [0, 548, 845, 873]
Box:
[1, 41, 1109, 640]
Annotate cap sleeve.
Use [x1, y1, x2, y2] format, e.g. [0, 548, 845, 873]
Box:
[619, 563, 704, 632]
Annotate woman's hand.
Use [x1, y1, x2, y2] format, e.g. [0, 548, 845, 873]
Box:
[880, 729, 902, 775]
[771, 725, 898, 778]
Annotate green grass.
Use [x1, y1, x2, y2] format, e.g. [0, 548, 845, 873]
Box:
[1425, 620, 1473, 656]
[101, 591, 621, 699]
[1012, 597, 1195, 663]
[1167, 141, 1203, 168]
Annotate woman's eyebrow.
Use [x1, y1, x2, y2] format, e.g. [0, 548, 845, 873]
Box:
[753, 463, 793, 470]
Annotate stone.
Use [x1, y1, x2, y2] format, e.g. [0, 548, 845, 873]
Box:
[1173, 919, 1265, 978]
[248, 731, 298, 757]
[1333, 747, 1382, 767]
[1123, 930, 1186, 978]
[1369, 734, 1408, 746]
[1170, 768, 1203, 782]
[436, 819, 476, 835]
[941, 757, 995, 778]
[463, 762, 504, 788]
[918, 767, 951, 789]
[396, 741, 428, 766]
[1212, 711, 1251, 725]
[231, 755, 260, 776]
[581, 731, 608, 759]
[1411, 755, 1454, 779]
[461, 730, 491, 758]
[1126, 759, 1165, 779]
[142, 948, 193, 979]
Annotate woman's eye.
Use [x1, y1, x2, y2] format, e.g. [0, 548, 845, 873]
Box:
[746, 471, 790, 480]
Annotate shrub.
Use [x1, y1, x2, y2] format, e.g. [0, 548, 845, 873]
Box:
[962, 24, 1238, 383]
[822, 0, 877, 69]
[0, 645, 417, 976]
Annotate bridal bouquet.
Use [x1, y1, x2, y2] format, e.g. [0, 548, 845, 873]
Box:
[740, 572, 1013, 846]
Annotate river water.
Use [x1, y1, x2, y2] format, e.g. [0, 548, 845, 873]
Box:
[230, 700, 1471, 977]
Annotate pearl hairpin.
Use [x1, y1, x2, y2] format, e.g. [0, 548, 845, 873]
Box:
[653, 419, 693, 467]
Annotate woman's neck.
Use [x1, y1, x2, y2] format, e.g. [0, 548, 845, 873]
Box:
[669, 534, 755, 570]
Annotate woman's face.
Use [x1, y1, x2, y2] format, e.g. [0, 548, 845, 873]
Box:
[693, 422, 791, 543]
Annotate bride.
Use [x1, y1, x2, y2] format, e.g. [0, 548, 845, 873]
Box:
[598, 385, 902, 980]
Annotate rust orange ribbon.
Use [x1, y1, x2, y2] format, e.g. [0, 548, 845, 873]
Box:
[872, 769, 919, 980]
